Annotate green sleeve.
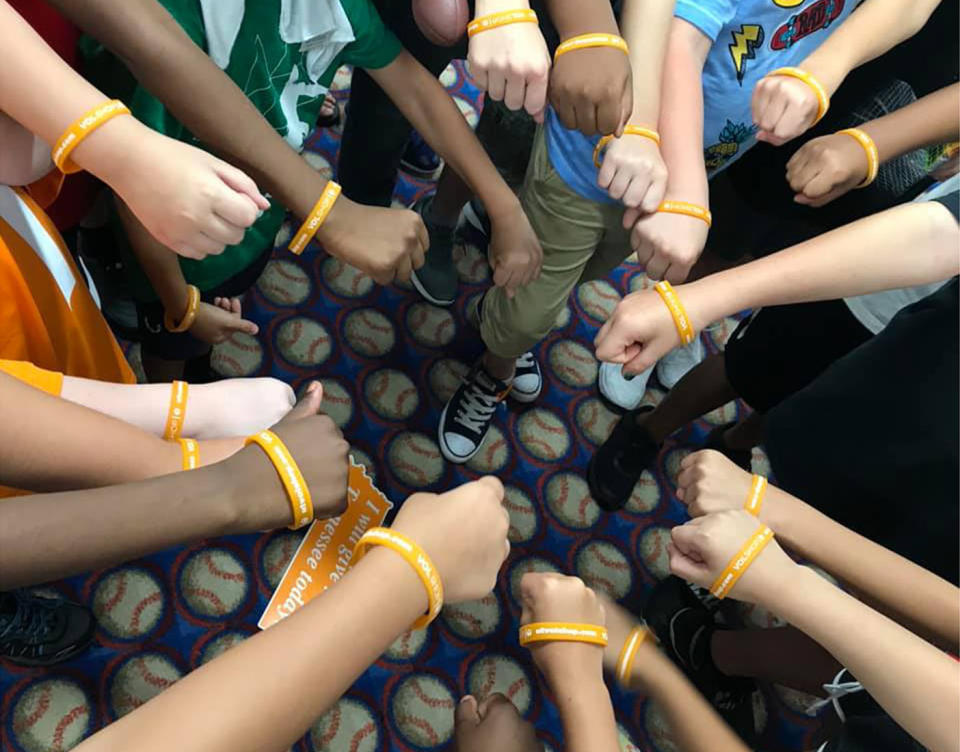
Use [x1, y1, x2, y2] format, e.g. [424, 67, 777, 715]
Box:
[339, 0, 403, 70]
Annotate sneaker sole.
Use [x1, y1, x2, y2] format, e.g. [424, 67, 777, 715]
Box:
[438, 401, 483, 464]
[410, 271, 456, 307]
[586, 452, 630, 512]
[510, 385, 541, 403]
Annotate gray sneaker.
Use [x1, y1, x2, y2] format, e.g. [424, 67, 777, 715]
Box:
[410, 195, 458, 307]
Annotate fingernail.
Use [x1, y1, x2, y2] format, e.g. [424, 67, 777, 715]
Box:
[460, 695, 474, 704]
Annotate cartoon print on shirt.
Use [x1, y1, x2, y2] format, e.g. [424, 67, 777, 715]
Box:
[729, 24, 765, 84]
[771, 0, 845, 50]
[705, 120, 757, 171]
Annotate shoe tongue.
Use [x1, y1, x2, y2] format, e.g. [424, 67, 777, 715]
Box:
[475, 369, 506, 395]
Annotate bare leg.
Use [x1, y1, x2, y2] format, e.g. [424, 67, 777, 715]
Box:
[640, 353, 737, 442]
[712, 626, 841, 696]
[482, 351, 516, 382]
[429, 165, 473, 227]
[723, 411, 765, 450]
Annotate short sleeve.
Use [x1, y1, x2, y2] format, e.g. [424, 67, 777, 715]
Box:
[932, 191, 960, 223]
[340, 0, 403, 70]
[0, 359, 64, 396]
[674, 0, 738, 42]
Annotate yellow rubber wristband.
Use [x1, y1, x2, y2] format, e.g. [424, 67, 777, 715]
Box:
[616, 625, 653, 688]
[179, 438, 200, 470]
[593, 126, 661, 169]
[467, 9, 538, 37]
[52, 100, 132, 174]
[836, 128, 880, 187]
[244, 430, 314, 530]
[289, 181, 342, 255]
[164, 284, 201, 333]
[766, 67, 830, 125]
[163, 380, 189, 441]
[354, 528, 443, 629]
[744, 475, 768, 517]
[554, 33, 629, 61]
[653, 280, 696, 346]
[657, 200, 712, 227]
[710, 525, 775, 599]
[519, 622, 609, 647]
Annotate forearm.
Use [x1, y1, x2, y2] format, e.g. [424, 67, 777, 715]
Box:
[769, 567, 960, 752]
[75, 547, 424, 752]
[764, 488, 960, 652]
[862, 84, 960, 164]
[49, 0, 328, 219]
[636, 649, 751, 752]
[621, 0, 674, 127]
[686, 200, 960, 321]
[116, 198, 188, 313]
[800, 0, 941, 95]
[658, 19, 709, 204]
[372, 54, 519, 217]
[543, 0, 619, 38]
[551, 677, 620, 752]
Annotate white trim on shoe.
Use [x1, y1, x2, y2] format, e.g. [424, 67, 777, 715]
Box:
[410, 268, 455, 307]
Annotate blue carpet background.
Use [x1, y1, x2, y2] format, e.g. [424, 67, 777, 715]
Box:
[1, 62, 823, 752]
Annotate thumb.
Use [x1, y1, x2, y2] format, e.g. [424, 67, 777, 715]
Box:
[455, 695, 481, 727]
[668, 542, 711, 584]
[280, 381, 324, 422]
[214, 161, 270, 210]
[793, 192, 815, 206]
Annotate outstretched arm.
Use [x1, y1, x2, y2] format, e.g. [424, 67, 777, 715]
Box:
[677, 450, 960, 652]
[596, 197, 959, 372]
[73, 480, 510, 752]
[671, 511, 960, 752]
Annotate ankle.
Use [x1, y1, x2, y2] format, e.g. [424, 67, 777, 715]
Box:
[482, 352, 516, 383]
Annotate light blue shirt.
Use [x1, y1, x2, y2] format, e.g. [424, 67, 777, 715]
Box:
[547, 0, 856, 203]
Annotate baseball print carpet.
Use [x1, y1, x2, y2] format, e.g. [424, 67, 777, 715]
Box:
[1, 63, 825, 752]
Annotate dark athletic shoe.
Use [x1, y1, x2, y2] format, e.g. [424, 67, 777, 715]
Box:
[587, 406, 661, 511]
[0, 590, 95, 666]
[439, 365, 511, 464]
[472, 293, 543, 403]
[644, 577, 763, 746]
[704, 422, 753, 472]
[400, 131, 443, 179]
[462, 198, 491, 240]
[410, 195, 458, 306]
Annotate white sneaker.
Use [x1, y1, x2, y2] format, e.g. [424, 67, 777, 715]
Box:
[656, 337, 704, 389]
[598, 362, 654, 410]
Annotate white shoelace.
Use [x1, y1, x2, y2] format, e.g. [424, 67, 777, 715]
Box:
[808, 667, 863, 722]
[454, 380, 500, 435]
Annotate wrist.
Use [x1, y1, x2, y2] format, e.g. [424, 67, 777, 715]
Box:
[354, 544, 429, 619]
[762, 486, 798, 540]
[482, 188, 523, 221]
[674, 278, 724, 333]
[753, 558, 810, 617]
[73, 116, 148, 188]
[798, 51, 848, 98]
[475, 0, 530, 15]
[549, 664, 608, 702]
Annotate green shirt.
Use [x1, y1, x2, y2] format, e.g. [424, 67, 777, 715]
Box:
[89, 0, 402, 299]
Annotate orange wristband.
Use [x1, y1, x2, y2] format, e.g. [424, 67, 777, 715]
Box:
[744, 475, 767, 517]
[289, 181, 342, 255]
[52, 100, 132, 174]
[164, 285, 201, 333]
[653, 280, 696, 346]
[616, 624, 653, 688]
[766, 67, 830, 125]
[467, 9, 538, 37]
[244, 430, 314, 529]
[836, 128, 880, 187]
[179, 438, 200, 470]
[555, 33, 629, 61]
[163, 380, 189, 441]
[519, 622, 609, 647]
[710, 525, 775, 599]
[656, 200, 712, 227]
[593, 125, 661, 169]
[354, 528, 443, 629]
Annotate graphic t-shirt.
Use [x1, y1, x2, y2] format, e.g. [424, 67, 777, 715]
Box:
[0, 185, 134, 384]
[548, 0, 855, 203]
[87, 0, 402, 299]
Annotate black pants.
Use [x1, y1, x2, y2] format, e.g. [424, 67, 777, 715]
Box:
[338, 0, 469, 207]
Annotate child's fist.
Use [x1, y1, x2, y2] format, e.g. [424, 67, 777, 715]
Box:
[669, 511, 795, 604]
[625, 208, 708, 283]
[549, 47, 632, 137]
[391, 477, 511, 603]
[598, 134, 668, 212]
[752, 73, 822, 146]
[787, 132, 872, 206]
[519, 573, 605, 684]
[676, 450, 755, 518]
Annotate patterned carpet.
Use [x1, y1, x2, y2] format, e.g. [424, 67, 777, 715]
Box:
[1, 62, 823, 752]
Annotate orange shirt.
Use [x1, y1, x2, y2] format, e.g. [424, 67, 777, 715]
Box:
[0, 185, 134, 384]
